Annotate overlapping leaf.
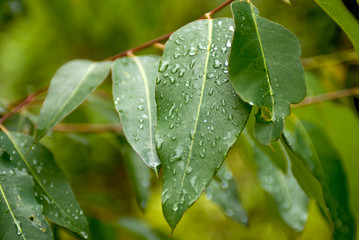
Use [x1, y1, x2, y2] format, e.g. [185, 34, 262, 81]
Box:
[229, 1, 306, 145]
[156, 18, 251, 229]
[205, 164, 248, 225]
[242, 129, 309, 231]
[36, 60, 111, 140]
[112, 56, 161, 172]
[0, 158, 52, 240]
[0, 129, 89, 239]
[283, 117, 355, 239]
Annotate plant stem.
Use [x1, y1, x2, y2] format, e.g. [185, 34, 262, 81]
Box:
[53, 123, 123, 133]
[107, 0, 236, 61]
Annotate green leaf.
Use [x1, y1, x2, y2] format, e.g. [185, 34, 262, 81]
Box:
[314, 0, 359, 57]
[36, 60, 111, 140]
[156, 18, 251, 230]
[205, 163, 248, 225]
[283, 117, 356, 239]
[229, 1, 306, 146]
[0, 130, 89, 239]
[112, 55, 161, 172]
[0, 158, 52, 240]
[242, 130, 309, 231]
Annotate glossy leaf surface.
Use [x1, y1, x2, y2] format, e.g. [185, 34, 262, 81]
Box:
[314, 0, 359, 56]
[156, 18, 251, 229]
[229, 1, 305, 145]
[36, 60, 111, 140]
[0, 160, 52, 240]
[243, 130, 309, 231]
[112, 55, 161, 171]
[0, 130, 89, 239]
[284, 117, 355, 239]
[205, 164, 248, 225]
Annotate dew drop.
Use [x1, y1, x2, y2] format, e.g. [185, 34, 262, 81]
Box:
[159, 61, 169, 72]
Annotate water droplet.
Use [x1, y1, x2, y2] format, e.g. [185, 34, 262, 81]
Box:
[139, 124, 144, 129]
[159, 61, 169, 72]
[228, 114, 233, 120]
[189, 60, 196, 69]
[171, 64, 180, 74]
[212, 141, 217, 148]
[226, 40, 232, 48]
[175, 39, 181, 45]
[199, 140, 203, 146]
[221, 99, 226, 106]
[138, 105, 144, 111]
[208, 88, 214, 96]
[169, 124, 174, 129]
[169, 77, 175, 84]
[186, 166, 192, 175]
[174, 52, 181, 59]
[80, 231, 88, 239]
[200, 153, 205, 158]
[213, 60, 221, 68]
[173, 203, 179, 211]
[226, 209, 234, 217]
[178, 69, 185, 77]
[229, 26, 234, 32]
[171, 137, 177, 141]
[249, 101, 254, 106]
[139, 118, 144, 123]
[188, 46, 197, 56]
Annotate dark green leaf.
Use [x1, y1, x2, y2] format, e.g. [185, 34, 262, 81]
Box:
[229, 1, 305, 145]
[314, 0, 359, 57]
[283, 116, 355, 239]
[242, 130, 309, 231]
[156, 18, 251, 229]
[0, 159, 52, 240]
[0, 129, 89, 239]
[112, 55, 161, 172]
[205, 163, 248, 225]
[36, 60, 111, 140]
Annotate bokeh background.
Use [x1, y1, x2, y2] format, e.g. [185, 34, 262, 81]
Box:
[0, 0, 358, 239]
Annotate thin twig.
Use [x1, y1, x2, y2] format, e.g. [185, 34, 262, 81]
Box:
[106, 0, 235, 61]
[292, 86, 359, 109]
[53, 123, 123, 133]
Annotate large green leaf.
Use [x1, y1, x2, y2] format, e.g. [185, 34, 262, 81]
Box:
[242, 129, 309, 231]
[112, 56, 161, 172]
[314, 0, 359, 57]
[229, 1, 305, 146]
[0, 129, 89, 239]
[283, 117, 355, 239]
[205, 163, 248, 225]
[0, 158, 52, 240]
[36, 60, 111, 140]
[156, 18, 251, 230]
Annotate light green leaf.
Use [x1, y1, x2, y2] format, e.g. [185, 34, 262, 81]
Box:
[0, 158, 52, 240]
[112, 55, 161, 172]
[156, 18, 251, 230]
[205, 164, 248, 225]
[36, 60, 111, 140]
[0, 130, 89, 239]
[283, 117, 355, 239]
[314, 0, 359, 57]
[242, 130, 309, 231]
[229, 1, 306, 146]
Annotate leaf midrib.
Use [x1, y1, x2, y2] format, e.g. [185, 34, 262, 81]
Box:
[175, 19, 213, 209]
[0, 182, 26, 240]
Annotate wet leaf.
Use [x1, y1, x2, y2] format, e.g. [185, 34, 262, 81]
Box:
[112, 55, 161, 172]
[205, 164, 248, 225]
[0, 129, 89, 239]
[0, 158, 52, 240]
[229, 1, 305, 145]
[314, 0, 359, 57]
[242, 129, 309, 231]
[156, 18, 251, 229]
[283, 117, 356, 239]
[36, 60, 111, 140]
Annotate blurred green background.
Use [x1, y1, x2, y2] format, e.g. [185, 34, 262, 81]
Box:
[0, 0, 358, 239]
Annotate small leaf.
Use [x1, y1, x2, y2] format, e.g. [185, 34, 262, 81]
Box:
[229, 1, 306, 145]
[36, 60, 111, 140]
[314, 0, 359, 57]
[205, 164, 248, 225]
[0, 158, 52, 240]
[283, 117, 356, 239]
[112, 55, 161, 172]
[0, 129, 89, 239]
[156, 18, 251, 229]
[242, 129, 309, 231]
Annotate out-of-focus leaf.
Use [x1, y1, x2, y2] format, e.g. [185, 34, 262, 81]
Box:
[314, 0, 359, 57]
[156, 18, 251, 230]
[36, 60, 111, 140]
[88, 218, 117, 240]
[242, 130, 309, 231]
[0, 157, 52, 240]
[283, 117, 356, 239]
[0, 129, 89, 239]
[229, 1, 305, 146]
[120, 141, 151, 211]
[205, 164, 248, 225]
[112, 56, 161, 172]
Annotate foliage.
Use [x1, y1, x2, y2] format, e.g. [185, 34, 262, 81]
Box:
[0, 0, 358, 239]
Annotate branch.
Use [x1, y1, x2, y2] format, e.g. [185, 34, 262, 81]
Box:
[53, 123, 123, 133]
[292, 86, 359, 109]
[107, 0, 235, 61]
